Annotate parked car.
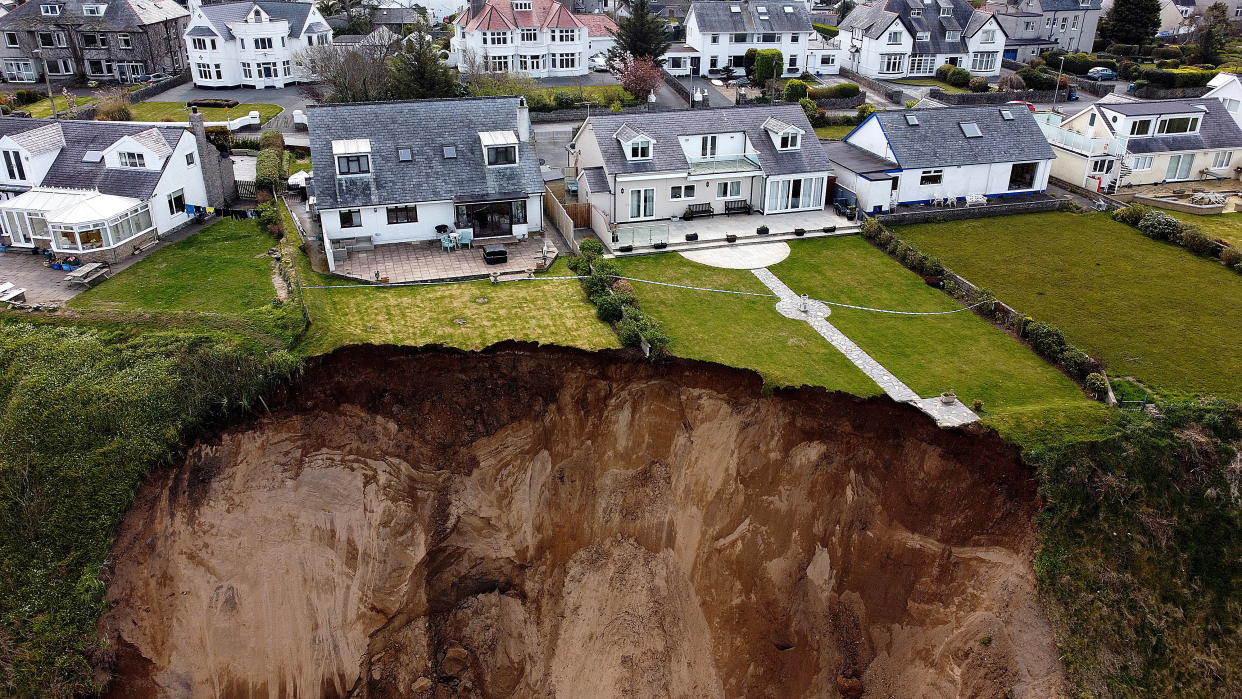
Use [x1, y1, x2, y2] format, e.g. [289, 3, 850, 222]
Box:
[1006, 100, 1036, 112]
[1086, 67, 1117, 81]
[590, 55, 609, 73]
[135, 73, 169, 84]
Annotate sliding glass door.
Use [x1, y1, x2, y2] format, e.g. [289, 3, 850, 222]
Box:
[628, 187, 654, 219]
[1165, 154, 1193, 180]
[766, 176, 825, 212]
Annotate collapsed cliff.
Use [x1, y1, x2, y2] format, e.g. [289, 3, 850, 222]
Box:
[99, 343, 1063, 698]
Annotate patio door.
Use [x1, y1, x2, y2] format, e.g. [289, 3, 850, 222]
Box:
[1165, 154, 1193, 180]
[628, 188, 654, 219]
[766, 176, 825, 212]
[116, 62, 144, 83]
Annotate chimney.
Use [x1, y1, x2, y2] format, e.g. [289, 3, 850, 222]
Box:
[516, 96, 530, 141]
[190, 107, 228, 208]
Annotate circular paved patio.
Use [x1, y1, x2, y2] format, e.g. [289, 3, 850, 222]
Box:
[680, 242, 790, 269]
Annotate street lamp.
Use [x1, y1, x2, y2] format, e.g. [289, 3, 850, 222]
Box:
[30, 48, 58, 119]
[1051, 55, 1067, 108]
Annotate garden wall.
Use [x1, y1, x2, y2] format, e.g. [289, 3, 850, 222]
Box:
[1048, 176, 1125, 209]
[1132, 194, 1227, 215]
[872, 197, 1070, 226]
[999, 58, 1113, 97]
[1133, 85, 1211, 99]
[928, 88, 1061, 104]
[736, 92, 866, 109]
[840, 68, 909, 105]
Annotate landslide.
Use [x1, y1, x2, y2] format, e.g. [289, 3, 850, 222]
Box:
[99, 343, 1063, 698]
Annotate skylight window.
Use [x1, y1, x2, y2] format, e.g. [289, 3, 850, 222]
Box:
[960, 122, 982, 137]
[443, 146, 457, 159]
[397, 147, 413, 161]
[784, 6, 793, 12]
[730, 5, 741, 12]
[905, 114, 919, 125]
[999, 109, 1014, 121]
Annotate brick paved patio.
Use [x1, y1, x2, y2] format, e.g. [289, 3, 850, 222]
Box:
[333, 235, 562, 283]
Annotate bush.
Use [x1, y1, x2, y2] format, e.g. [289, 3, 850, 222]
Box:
[1106, 43, 1138, 56]
[935, 64, 955, 81]
[1028, 56, 1045, 69]
[255, 201, 283, 237]
[1026, 320, 1068, 359]
[609, 100, 623, 112]
[95, 91, 133, 121]
[1178, 226, 1216, 255]
[1139, 68, 1218, 88]
[860, 218, 884, 240]
[187, 98, 240, 109]
[1136, 210, 1182, 241]
[593, 293, 635, 322]
[1018, 67, 1056, 90]
[1155, 59, 1181, 69]
[254, 148, 285, 191]
[1060, 348, 1092, 379]
[783, 79, 809, 100]
[855, 103, 876, 121]
[1117, 60, 1142, 80]
[259, 130, 284, 150]
[1085, 372, 1108, 396]
[968, 76, 990, 92]
[1221, 247, 1242, 267]
[997, 73, 1026, 91]
[1111, 203, 1152, 226]
[1056, 52, 1118, 75]
[1151, 46, 1183, 60]
[744, 47, 758, 73]
[753, 49, 783, 82]
[13, 89, 42, 106]
[617, 306, 669, 354]
[205, 126, 232, 153]
[922, 256, 946, 277]
[875, 228, 894, 247]
[232, 137, 261, 151]
[946, 67, 971, 88]
[809, 82, 860, 99]
[813, 23, 839, 38]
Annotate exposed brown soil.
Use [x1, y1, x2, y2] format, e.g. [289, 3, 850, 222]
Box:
[99, 343, 1064, 698]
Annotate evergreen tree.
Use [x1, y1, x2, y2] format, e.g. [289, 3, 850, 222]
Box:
[1100, 0, 1162, 46]
[389, 17, 459, 100]
[1192, 2, 1234, 66]
[611, 0, 671, 63]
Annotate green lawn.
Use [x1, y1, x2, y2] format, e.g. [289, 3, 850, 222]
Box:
[1158, 209, 1242, 247]
[24, 95, 96, 118]
[898, 211, 1242, 401]
[614, 254, 883, 396]
[892, 78, 971, 94]
[286, 151, 312, 174]
[814, 124, 855, 140]
[128, 101, 283, 124]
[69, 218, 276, 316]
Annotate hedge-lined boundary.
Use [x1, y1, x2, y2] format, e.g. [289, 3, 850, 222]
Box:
[567, 238, 669, 355]
[858, 218, 1107, 398]
[1110, 203, 1242, 275]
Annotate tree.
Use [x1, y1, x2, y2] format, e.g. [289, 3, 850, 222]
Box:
[296, 41, 397, 103]
[1189, 2, 1234, 65]
[610, 0, 671, 63]
[615, 55, 663, 100]
[753, 49, 783, 83]
[719, 65, 737, 83]
[837, 0, 856, 21]
[389, 17, 459, 99]
[1099, 0, 1162, 46]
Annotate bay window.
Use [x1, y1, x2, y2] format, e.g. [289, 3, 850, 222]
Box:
[880, 53, 904, 73]
[970, 51, 997, 72]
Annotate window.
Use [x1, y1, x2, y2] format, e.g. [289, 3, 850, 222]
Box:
[339, 209, 362, 228]
[82, 4, 105, 15]
[733, 33, 749, 43]
[711, 34, 720, 44]
[513, 0, 531, 8]
[1059, 17, 1068, 31]
[820, 54, 835, 66]
[779, 131, 800, 149]
[3, 60, 35, 82]
[1046, 17, 1053, 28]
[519, 54, 543, 70]
[186, 152, 195, 167]
[960, 121, 982, 137]
[119, 152, 146, 168]
[1130, 155, 1153, 171]
[1071, 16, 1078, 30]
[760, 33, 779, 43]
[254, 37, 274, 50]
[486, 145, 517, 166]
[198, 62, 216, 80]
[1024, 21, 1035, 31]
[484, 31, 509, 45]
[981, 29, 996, 43]
[191, 37, 217, 51]
[909, 54, 936, 74]
[3, 150, 25, 180]
[1090, 158, 1113, 174]
[167, 189, 185, 217]
[46, 58, 72, 75]
[1008, 161, 1038, 190]
[946, 30, 961, 42]
[114, 33, 131, 49]
[85, 60, 112, 76]
[280, 60, 289, 76]
[710, 56, 719, 69]
[520, 28, 537, 42]
[629, 139, 651, 159]
[40, 4, 60, 16]
[910, 8, 921, 16]
[489, 55, 510, 72]
[1157, 116, 1200, 134]
[1000, 108, 1013, 120]
[668, 57, 684, 69]
[386, 205, 418, 224]
[1128, 118, 1151, 136]
[880, 53, 904, 73]
[970, 51, 997, 72]
[241, 62, 252, 79]
[766, 176, 824, 211]
[81, 34, 109, 48]
[4, 33, 17, 48]
[916, 32, 929, 41]
[887, 30, 903, 44]
[670, 185, 695, 199]
[554, 53, 577, 69]
[37, 32, 64, 48]
[940, 7, 952, 17]
[1221, 98, 1240, 113]
[551, 28, 577, 42]
[1212, 151, 1234, 169]
[397, 147, 413, 161]
[700, 135, 717, 157]
[790, 33, 799, 42]
[716, 180, 741, 198]
[337, 154, 370, 174]
[919, 169, 943, 185]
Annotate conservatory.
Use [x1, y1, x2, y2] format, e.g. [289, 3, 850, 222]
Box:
[0, 188, 154, 254]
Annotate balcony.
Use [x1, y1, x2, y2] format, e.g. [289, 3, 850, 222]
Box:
[1037, 119, 1127, 157]
[687, 152, 761, 175]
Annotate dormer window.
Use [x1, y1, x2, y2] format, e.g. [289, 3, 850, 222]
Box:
[252, 8, 263, 21]
[40, 4, 60, 16]
[981, 29, 996, 43]
[1129, 118, 1152, 136]
[1156, 115, 1200, 134]
[480, 130, 518, 166]
[910, 8, 921, 16]
[119, 152, 146, 168]
[82, 4, 106, 16]
[337, 154, 370, 174]
[779, 131, 800, 150]
[916, 31, 930, 41]
[700, 135, 717, 157]
[946, 30, 961, 41]
[940, 7, 952, 16]
[630, 138, 651, 159]
[1079, 0, 1090, 5]
[487, 145, 517, 166]
[3, 150, 26, 180]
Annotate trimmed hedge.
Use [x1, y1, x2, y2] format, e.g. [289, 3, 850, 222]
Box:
[259, 130, 284, 150]
[753, 49, 783, 83]
[1138, 68, 1218, 88]
[946, 67, 971, 88]
[812, 23, 839, 38]
[255, 148, 284, 191]
[1018, 67, 1057, 90]
[783, 79, 809, 100]
[809, 82, 860, 99]
[1044, 52, 1118, 76]
[569, 238, 670, 354]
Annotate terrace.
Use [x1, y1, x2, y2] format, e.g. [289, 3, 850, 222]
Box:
[607, 208, 857, 254]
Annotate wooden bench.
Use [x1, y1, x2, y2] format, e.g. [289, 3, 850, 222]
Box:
[724, 200, 751, 215]
[684, 203, 714, 220]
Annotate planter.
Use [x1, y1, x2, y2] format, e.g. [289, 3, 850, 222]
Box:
[51, 263, 62, 270]
[726, 234, 738, 243]
[822, 225, 836, 233]
[756, 226, 770, 235]
[939, 392, 957, 405]
[684, 232, 698, 241]
[793, 228, 806, 236]
[653, 241, 667, 249]
[379, 276, 390, 284]
[618, 244, 633, 252]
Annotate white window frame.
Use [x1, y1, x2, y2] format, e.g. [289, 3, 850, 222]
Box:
[240, 62, 253, 79]
[970, 51, 997, 72]
[338, 209, 362, 228]
[940, 7, 952, 16]
[81, 33, 109, 49]
[628, 187, 655, 219]
[1211, 150, 1233, 169]
[779, 131, 800, 150]
[628, 138, 651, 160]
[82, 4, 105, 16]
[254, 37, 274, 50]
[1129, 155, 1153, 171]
[513, 0, 532, 8]
[670, 184, 696, 199]
[167, 189, 185, 217]
[46, 58, 73, 75]
[946, 30, 961, 42]
[915, 31, 930, 41]
[919, 169, 943, 186]
[554, 53, 577, 70]
[3, 59, 36, 83]
[486, 145, 518, 167]
[700, 135, 717, 157]
[485, 31, 510, 46]
[85, 59, 113, 77]
[488, 55, 510, 72]
[715, 180, 742, 198]
[4, 33, 18, 48]
[551, 28, 577, 42]
[1128, 118, 1152, 136]
[1156, 116, 1200, 135]
[40, 4, 61, 16]
[887, 30, 903, 45]
[119, 152, 146, 168]
[1071, 15, 1079, 30]
[981, 29, 996, 43]
[880, 53, 904, 74]
[520, 28, 538, 43]
[186, 152, 195, 167]
[1090, 158, 1113, 174]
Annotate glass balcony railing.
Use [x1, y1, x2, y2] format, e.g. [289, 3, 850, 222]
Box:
[612, 222, 669, 249]
[686, 152, 762, 175]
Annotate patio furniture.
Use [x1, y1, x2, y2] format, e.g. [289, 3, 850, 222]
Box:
[457, 228, 474, 248]
[684, 203, 714, 219]
[440, 234, 455, 251]
[483, 244, 507, 265]
[964, 194, 988, 207]
[724, 200, 751, 215]
[64, 262, 111, 289]
[0, 282, 26, 303]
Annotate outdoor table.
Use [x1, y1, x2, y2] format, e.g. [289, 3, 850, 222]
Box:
[64, 263, 111, 288]
[483, 244, 507, 265]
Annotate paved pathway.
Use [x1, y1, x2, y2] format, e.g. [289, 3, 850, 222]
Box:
[751, 268, 979, 427]
[681, 242, 790, 269]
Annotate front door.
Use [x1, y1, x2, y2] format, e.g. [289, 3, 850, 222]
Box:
[628, 188, 654, 219]
[690, 56, 700, 75]
[260, 62, 277, 87]
[889, 176, 900, 210]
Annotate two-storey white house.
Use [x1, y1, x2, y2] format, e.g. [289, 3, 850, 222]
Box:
[838, 0, 1006, 79]
[825, 104, 1054, 213]
[183, 0, 332, 89]
[309, 97, 546, 272]
[1038, 96, 1242, 192]
[664, 1, 841, 78]
[987, 0, 1103, 59]
[1206, 72, 1242, 130]
[449, 0, 617, 78]
[571, 105, 834, 226]
[0, 117, 220, 263]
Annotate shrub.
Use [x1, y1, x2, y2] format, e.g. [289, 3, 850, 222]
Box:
[744, 47, 758, 73]
[1111, 203, 1151, 226]
[1018, 67, 1056, 90]
[188, 98, 239, 109]
[13, 89, 42, 106]
[860, 218, 884, 240]
[205, 126, 232, 153]
[997, 73, 1026, 91]
[875, 229, 894, 247]
[1117, 60, 1141, 80]
[94, 91, 133, 121]
[798, 97, 816, 120]
[753, 49, 783, 82]
[922, 256, 946, 277]
[1060, 348, 1092, 379]
[1026, 320, 1068, 359]
[255, 201, 283, 237]
[232, 137, 261, 151]
[935, 64, 955, 81]
[945, 67, 971, 88]
[1028, 56, 1045, 69]
[1179, 226, 1216, 255]
[579, 237, 605, 257]
[1139, 68, 1218, 88]
[1106, 43, 1138, 56]
[1155, 59, 1181, 69]
[1085, 372, 1108, 396]
[810, 82, 859, 99]
[259, 130, 284, 150]
[254, 148, 285, 191]
[783, 79, 809, 100]
[968, 76, 990, 92]
[593, 293, 635, 322]
[1221, 247, 1242, 268]
[609, 100, 623, 112]
[813, 23, 839, 38]
[1151, 46, 1183, 60]
[1137, 210, 1182, 241]
[855, 103, 876, 121]
[1057, 52, 1118, 75]
[617, 306, 669, 354]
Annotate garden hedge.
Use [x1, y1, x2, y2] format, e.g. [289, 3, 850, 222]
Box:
[1139, 68, 1217, 88]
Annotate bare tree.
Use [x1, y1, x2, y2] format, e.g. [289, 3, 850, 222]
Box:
[295, 41, 399, 102]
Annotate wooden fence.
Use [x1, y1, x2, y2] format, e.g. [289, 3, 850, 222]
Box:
[543, 187, 578, 252]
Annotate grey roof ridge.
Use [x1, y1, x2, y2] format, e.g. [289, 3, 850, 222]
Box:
[307, 95, 520, 111]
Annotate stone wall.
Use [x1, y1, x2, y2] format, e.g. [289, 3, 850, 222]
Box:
[78, 228, 160, 265]
[529, 103, 674, 123]
[840, 68, 909, 105]
[928, 88, 1061, 105]
[1132, 194, 1228, 215]
[1133, 85, 1211, 100]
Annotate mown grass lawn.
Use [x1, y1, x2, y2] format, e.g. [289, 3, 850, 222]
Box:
[898, 211, 1242, 401]
[286, 150, 312, 174]
[24, 95, 96, 118]
[1158, 209, 1242, 247]
[69, 218, 276, 316]
[771, 237, 1106, 441]
[814, 124, 855, 140]
[128, 101, 283, 124]
[891, 77, 970, 94]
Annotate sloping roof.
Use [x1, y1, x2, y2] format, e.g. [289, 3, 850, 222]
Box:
[541, 1, 585, 29]
[839, 0, 999, 54]
[1098, 99, 1215, 117]
[1102, 99, 1242, 155]
[196, 1, 316, 40]
[460, 0, 616, 37]
[131, 128, 175, 157]
[690, 1, 815, 34]
[860, 105, 1054, 168]
[0, 117, 183, 199]
[1037, 0, 1102, 10]
[9, 122, 65, 156]
[822, 141, 895, 180]
[186, 25, 219, 36]
[0, 0, 187, 30]
[586, 104, 832, 177]
[308, 97, 544, 211]
[582, 166, 610, 193]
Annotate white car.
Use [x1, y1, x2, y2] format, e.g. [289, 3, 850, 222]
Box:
[590, 55, 610, 73]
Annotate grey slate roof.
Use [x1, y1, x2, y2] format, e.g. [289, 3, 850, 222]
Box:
[822, 141, 895, 180]
[857, 105, 1054, 168]
[0, 0, 187, 31]
[582, 166, 610, 193]
[690, 1, 815, 33]
[587, 104, 832, 177]
[0, 117, 183, 199]
[308, 97, 544, 211]
[198, 1, 315, 40]
[186, 25, 220, 36]
[1037, 0, 1102, 10]
[839, 0, 998, 55]
[1099, 99, 1242, 155]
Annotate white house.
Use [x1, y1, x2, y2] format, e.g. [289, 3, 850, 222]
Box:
[1037, 96, 1242, 192]
[0, 117, 219, 263]
[663, 1, 842, 78]
[986, 0, 1103, 59]
[309, 96, 545, 272]
[572, 105, 834, 226]
[449, 0, 617, 78]
[838, 0, 1007, 80]
[1206, 72, 1242, 129]
[184, 0, 332, 89]
[825, 104, 1054, 213]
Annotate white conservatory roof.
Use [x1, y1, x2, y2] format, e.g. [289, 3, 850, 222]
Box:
[54, 194, 142, 224]
[0, 187, 95, 213]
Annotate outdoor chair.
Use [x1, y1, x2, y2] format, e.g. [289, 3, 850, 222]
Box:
[457, 229, 474, 248]
[440, 234, 455, 251]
